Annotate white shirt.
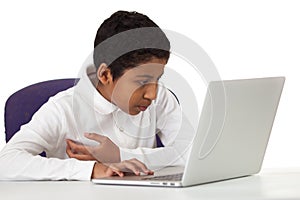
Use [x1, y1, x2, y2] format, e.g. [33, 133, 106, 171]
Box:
[0, 64, 195, 180]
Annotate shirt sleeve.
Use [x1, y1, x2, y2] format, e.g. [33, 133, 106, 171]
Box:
[119, 86, 196, 168]
[0, 98, 95, 180]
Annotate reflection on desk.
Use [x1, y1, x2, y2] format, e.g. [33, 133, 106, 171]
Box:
[0, 168, 299, 200]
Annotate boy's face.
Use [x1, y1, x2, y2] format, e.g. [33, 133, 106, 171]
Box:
[109, 58, 166, 115]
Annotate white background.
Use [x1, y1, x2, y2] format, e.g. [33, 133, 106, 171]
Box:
[0, 0, 299, 169]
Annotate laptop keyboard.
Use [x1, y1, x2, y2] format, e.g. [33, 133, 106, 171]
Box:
[142, 173, 183, 181]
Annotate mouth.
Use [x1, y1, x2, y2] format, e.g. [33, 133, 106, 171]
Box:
[137, 105, 149, 111]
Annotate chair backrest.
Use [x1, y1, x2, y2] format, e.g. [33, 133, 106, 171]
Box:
[4, 78, 164, 147]
[4, 79, 78, 142]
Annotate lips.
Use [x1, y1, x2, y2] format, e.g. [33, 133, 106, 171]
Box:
[138, 105, 150, 111]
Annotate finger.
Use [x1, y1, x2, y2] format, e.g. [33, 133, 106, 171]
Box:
[106, 162, 135, 175]
[121, 161, 141, 175]
[109, 168, 124, 177]
[66, 139, 92, 154]
[129, 158, 153, 174]
[66, 143, 94, 160]
[66, 145, 95, 160]
[67, 150, 95, 160]
[66, 143, 73, 157]
[103, 164, 124, 177]
[84, 133, 107, 143]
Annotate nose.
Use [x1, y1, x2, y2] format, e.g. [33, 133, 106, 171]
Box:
[143, 83, 157, 101]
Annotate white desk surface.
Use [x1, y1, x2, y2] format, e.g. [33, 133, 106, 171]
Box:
[1, 168, 299, 200]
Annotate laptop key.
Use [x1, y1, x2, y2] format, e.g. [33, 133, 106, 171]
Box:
[142, 173, 183, 181]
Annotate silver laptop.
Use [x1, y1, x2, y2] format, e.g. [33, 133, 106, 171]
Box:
[92, 77, 285, 187]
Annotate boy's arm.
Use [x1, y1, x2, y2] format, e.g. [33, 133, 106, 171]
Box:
[0, 100, 95, 180]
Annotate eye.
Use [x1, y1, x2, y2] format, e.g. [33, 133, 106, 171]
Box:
[138, 80, 150, 85]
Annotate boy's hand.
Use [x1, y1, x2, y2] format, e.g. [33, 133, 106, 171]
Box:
[91, 159, 154, 179]
[66, 133, 120, 163]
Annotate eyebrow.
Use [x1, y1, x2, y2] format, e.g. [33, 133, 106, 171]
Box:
[136, 75, 153, 78]
[136, 73, 164, 79]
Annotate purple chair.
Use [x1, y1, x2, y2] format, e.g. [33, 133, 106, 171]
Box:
[4, 79, 78, 143]
[4, 78, 164, 153]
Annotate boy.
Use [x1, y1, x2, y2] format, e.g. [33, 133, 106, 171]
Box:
[0, 11, 193, 180]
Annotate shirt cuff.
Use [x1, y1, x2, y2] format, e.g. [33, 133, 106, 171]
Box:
[68, 160, 96, 180]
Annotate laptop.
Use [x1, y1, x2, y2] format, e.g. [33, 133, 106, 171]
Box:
[92, 77, 285, 187]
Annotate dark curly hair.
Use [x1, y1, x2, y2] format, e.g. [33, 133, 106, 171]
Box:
[93, 11, 170, 80]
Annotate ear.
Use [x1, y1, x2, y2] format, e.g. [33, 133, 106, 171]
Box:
[97, 63, 113, 85]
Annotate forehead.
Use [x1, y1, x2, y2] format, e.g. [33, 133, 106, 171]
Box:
[122, 59, 166, 79]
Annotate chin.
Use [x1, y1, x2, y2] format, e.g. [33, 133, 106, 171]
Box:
[129, 111, 140, 115]
[128, 108, 141, 115]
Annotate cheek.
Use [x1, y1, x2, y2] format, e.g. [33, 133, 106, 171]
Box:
[112, 84, 141, 108]
[128, 90, 142, 105]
